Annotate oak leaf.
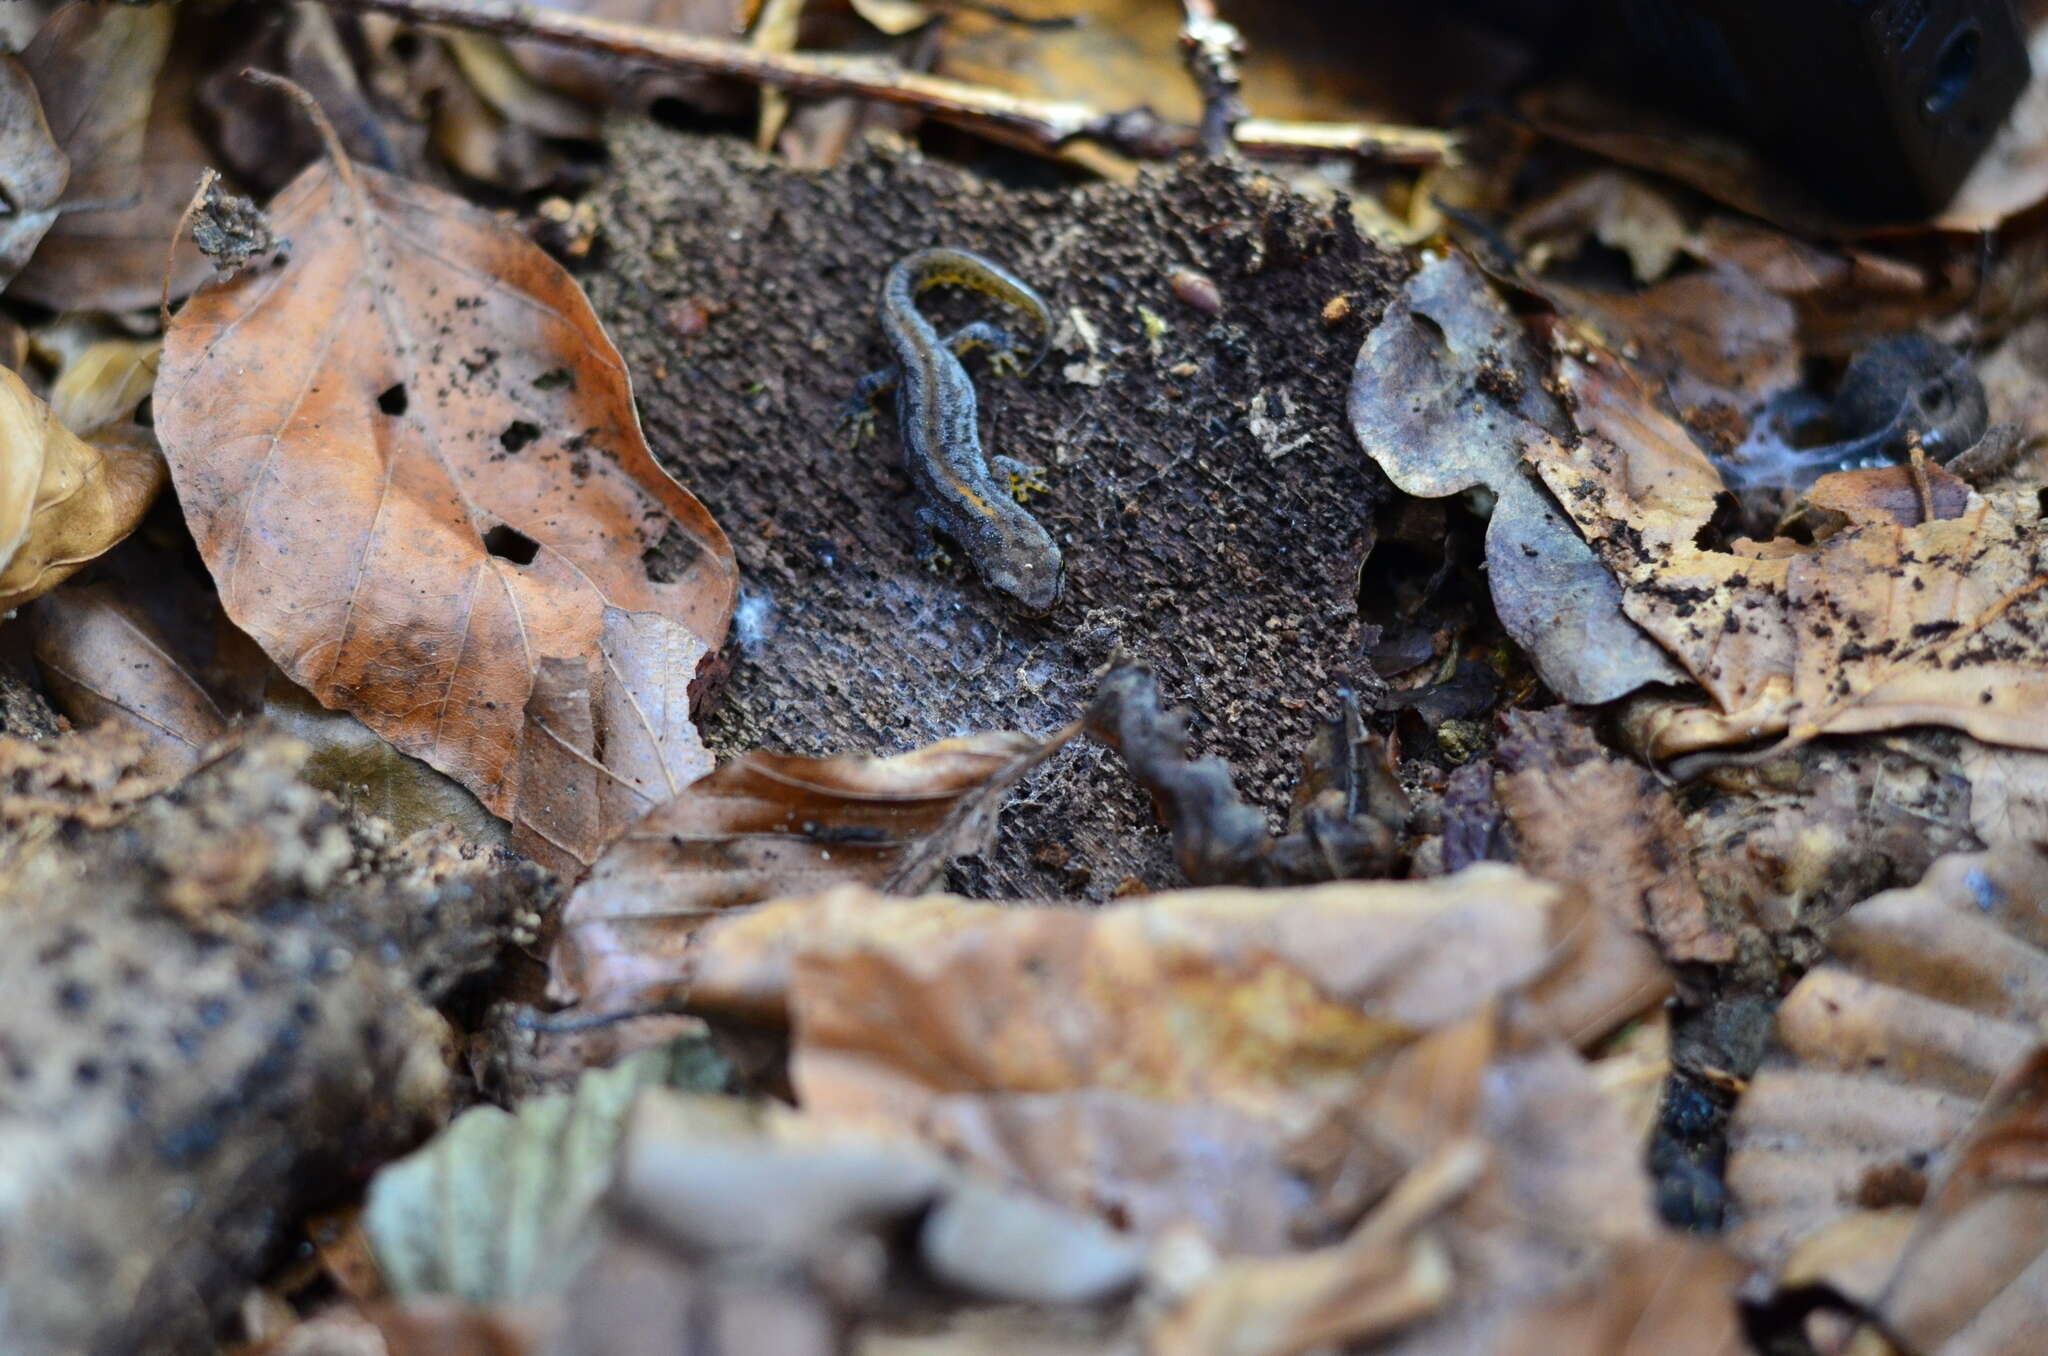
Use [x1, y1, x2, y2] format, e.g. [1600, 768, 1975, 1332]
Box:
[155, 151, 736, 872]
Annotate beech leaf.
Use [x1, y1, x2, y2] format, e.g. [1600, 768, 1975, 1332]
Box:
[155, 151, 737, 872]
[549, 728, 1073, 1008]
[1726, 844, 2048, 1279]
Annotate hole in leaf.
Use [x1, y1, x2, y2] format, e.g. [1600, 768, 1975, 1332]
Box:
[377, 383, 408, 416]
[533, 367, 574, 391]
[500, 419, 540, 452]
[2037, 487, 2048, 519]
[483, 524, 540, 565]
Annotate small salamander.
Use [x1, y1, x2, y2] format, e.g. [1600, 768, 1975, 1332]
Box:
[847, 247, 1061, 614]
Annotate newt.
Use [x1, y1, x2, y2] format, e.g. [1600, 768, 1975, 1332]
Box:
[845, 247, 1062, 614]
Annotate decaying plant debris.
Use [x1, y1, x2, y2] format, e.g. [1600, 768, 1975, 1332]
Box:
[11, 0, 2048, 1352]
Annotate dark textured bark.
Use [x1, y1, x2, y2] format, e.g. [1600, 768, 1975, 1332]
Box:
[585, 121, 1401, 899]
[0, 730, 552, 1354]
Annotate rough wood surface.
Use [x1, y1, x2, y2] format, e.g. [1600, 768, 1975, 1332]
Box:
[585, 122, 1401, 899]
[0, 730, 550, 1354]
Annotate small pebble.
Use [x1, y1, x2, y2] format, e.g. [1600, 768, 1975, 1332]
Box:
[1169, 269, 1222, 315]
[920, 1181, 1144, 1305]
[1321, 294, 1353, 326]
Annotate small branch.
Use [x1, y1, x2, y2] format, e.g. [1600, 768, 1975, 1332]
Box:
[1178, 0, 1246, 160]
[317, 0, 1454, 168]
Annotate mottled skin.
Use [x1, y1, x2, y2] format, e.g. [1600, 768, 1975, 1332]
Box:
[847, 248, 1061, 614]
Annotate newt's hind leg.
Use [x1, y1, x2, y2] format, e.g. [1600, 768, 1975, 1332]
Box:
[944, 320, 1029, 377]
[912, 505, 957, 572]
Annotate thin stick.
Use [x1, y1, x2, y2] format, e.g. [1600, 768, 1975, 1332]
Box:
[317, 0, 1454, 167]
[1179, 0, 1246, 160]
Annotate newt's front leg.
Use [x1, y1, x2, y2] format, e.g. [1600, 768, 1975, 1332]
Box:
[838, 321, 1030, 445]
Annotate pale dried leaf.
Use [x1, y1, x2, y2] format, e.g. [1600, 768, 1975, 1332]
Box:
[850, 0, 931, 37]
[44, 339, 157, 439]
[155, 154, 736, 873]
[364, 1033, 729, 1303]
[1860, 1045, 2048, 1356]
[0, 53, 67, 285]
[0, 365, 164, 613]
[1726, 844, 2048, 1273]
[1507, 169, 1689, 283]
[1350, 251, 1682, 704]
[8, 1, 210, 310]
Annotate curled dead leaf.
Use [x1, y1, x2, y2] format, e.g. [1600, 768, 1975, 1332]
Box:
[548, 728, 1073, 1008]
[1850, 1044, 2048, 1355]
[156, 148, 736, 872]
[0, 366, 164, 614]
[43, 339, 158, 440]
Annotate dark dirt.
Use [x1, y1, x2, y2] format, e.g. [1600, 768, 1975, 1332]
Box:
[583, 120, 1402, 900]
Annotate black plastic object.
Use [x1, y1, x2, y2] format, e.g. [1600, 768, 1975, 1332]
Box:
[1617, 0, 2031, 217]
[1443, 0, 2032, 219]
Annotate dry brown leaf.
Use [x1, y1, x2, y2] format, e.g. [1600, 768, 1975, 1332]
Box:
[548, 728, 1070, 1007]
[0, 53, 68, 286]
[687, 869, 1567, 1130]
[1548, 264, 1800, 423]
[1152, 1015, 1751, 1356]
[29, 583, 232, 779]
[1526, 349, 2048, 761]
[156, 148, 736, 875]
[1725, 844, 2048, 1275]
[1494, 708, 1721, 1031]
[8, 1, 211, 311]
[0, 365, 165, 614]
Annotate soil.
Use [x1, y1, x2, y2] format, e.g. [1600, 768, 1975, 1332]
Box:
[582, 120, 1404, 901]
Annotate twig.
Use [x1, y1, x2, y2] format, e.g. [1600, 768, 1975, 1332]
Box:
[316, 0, 1454, 167]
[1178, 0, 1246, 159]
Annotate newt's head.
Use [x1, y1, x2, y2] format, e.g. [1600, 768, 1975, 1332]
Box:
[985, 541, 1062, 616]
